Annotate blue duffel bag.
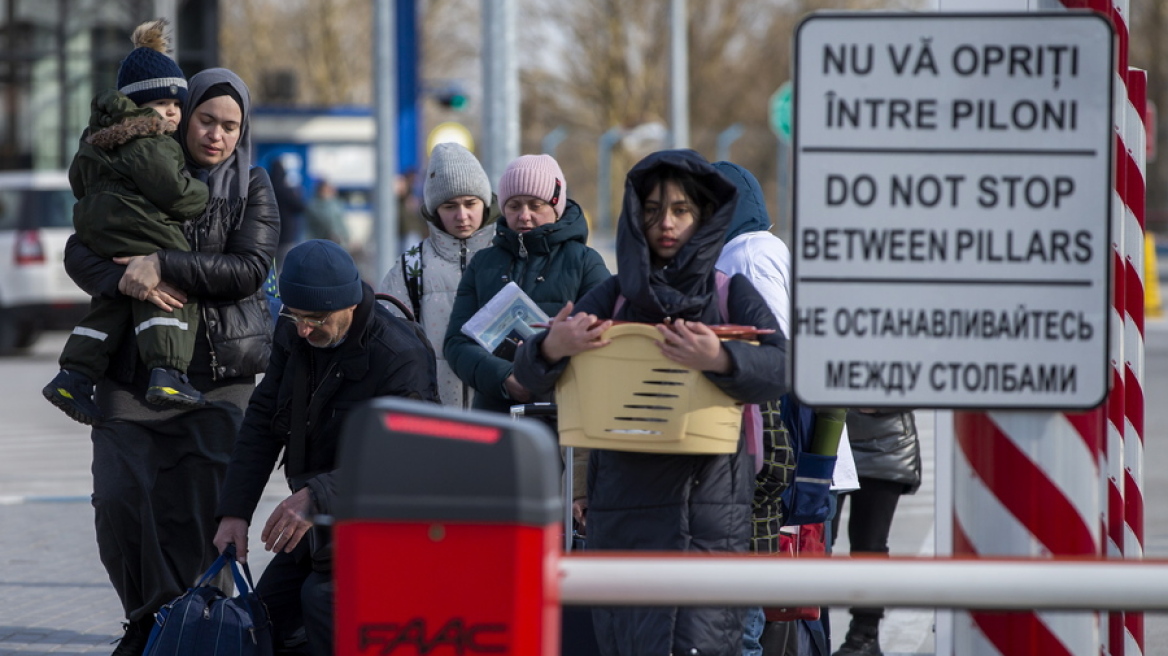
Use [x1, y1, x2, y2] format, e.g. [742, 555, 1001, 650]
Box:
[144, 544, 273, 656]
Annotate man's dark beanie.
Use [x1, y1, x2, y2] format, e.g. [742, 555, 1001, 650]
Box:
[279, 240, 363, 312]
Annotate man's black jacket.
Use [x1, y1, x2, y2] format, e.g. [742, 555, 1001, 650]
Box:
[217, 284, 439, 523]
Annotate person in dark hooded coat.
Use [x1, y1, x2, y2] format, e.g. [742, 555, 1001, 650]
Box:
[514, 149, 789, 656]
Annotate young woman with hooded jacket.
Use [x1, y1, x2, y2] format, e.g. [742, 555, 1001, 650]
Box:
[514, 149, 789, 656]
[444, 154, 610, 414]
[62, 68, 279, 654]
[380, 143, 499, 409]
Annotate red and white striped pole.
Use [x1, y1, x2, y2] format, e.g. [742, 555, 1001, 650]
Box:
[952, 412, 1103, 654]
[952, 1, 1122, 654]
[1065, 1, 1133, 653]
[1122, 66, 1148, 656]
[1104, 2, 1130, 653]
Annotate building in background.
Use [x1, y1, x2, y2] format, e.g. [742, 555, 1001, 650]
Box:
[0, 0, 218, 171]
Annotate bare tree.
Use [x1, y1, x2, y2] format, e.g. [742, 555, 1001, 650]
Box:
[214, 0, 927, 226]
[512, 0, 923, 226]
[220, 0, 372, 105]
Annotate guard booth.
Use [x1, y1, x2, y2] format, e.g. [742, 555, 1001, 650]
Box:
[332, 397, 563, 656]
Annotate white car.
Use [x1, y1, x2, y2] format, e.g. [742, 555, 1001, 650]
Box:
[0, 170, 88, 354]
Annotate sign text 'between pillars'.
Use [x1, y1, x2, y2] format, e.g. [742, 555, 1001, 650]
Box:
[791, 12, 1114, 409]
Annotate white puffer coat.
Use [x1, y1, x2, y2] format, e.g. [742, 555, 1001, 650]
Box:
[380, 218, 495, 408]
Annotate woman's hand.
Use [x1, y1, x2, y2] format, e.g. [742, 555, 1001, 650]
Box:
[145, 281, 189, 312]
[504, 374, 532, 403]
[656, 319, 731, 374]
[572, 498, 588, 528]
[113, 253, 162, 302]
[539, 302, 613, 363]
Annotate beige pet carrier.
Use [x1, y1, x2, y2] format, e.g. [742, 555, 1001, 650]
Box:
[555, 323, 742, 454]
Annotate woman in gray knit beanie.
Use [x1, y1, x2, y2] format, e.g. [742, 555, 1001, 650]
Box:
[379, 142, 499, 409]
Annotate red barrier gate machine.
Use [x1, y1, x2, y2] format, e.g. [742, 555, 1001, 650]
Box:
[333, 397, 563, 656]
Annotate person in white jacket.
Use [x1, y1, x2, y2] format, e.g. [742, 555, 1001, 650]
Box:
[380, 143, 498, 408]
[713, 161, 858, 656]
[713, 161, 795, 656]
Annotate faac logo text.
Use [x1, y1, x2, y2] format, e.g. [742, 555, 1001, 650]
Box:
[358, 618, 508, 655]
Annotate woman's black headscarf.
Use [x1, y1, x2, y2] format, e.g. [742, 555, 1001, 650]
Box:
[178, 68, 252, 229]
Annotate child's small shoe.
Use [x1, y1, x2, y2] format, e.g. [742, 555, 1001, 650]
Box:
[145, 367, 206, 407]
[42, 369, 101, 425]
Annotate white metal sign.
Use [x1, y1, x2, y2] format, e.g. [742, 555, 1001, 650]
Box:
[791, 12, 1113, 409]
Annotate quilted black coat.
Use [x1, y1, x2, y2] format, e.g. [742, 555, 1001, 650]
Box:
[63, 166, 279, 383]
[216, 284, 439, 531]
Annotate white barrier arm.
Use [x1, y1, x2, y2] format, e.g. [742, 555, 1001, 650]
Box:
[559, 556, 1168, 611]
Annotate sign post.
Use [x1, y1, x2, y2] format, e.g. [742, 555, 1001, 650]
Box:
[769, 81, 793, 144]
[791, 12, 1114, 411]
[770, 82, 794, 234]
[793, 11, 1117, 655]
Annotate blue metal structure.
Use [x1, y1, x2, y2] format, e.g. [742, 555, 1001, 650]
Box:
[397, 0, 419, 174]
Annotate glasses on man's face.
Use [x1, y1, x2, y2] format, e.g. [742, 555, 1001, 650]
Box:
[279, 305, 331, 328]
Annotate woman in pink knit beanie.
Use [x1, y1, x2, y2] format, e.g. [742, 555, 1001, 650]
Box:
[443, 153, 611, 414]
[497, 153, 569, 224]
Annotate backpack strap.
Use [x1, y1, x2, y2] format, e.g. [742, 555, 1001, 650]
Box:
[712, 271, 765, 472]
[714, 270, 730, 323]
[400, 247, 423, 321]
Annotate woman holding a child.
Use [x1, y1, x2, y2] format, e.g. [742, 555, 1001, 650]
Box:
[63, 56, 278, 655]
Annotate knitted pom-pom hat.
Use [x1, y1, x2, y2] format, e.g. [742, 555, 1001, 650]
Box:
[117, 19, 188, 106]
[497, 154, 567, 218]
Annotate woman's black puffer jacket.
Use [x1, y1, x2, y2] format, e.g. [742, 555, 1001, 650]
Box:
[846, 410, 922, 493]
[63, 166, 280, 382]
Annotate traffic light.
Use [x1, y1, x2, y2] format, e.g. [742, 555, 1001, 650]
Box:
[435, 84, 469, 111]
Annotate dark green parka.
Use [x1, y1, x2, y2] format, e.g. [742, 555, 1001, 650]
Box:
[68, 89, 208, 257]
[443, 198, 610, 413]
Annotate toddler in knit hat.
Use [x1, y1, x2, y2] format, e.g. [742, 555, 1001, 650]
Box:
[43, 18, 209, 427]
[117, 19, 190, 128]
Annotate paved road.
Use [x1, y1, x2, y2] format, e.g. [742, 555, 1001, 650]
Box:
[0, 333, 284, 654]
[1, 329, 1166, 655]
